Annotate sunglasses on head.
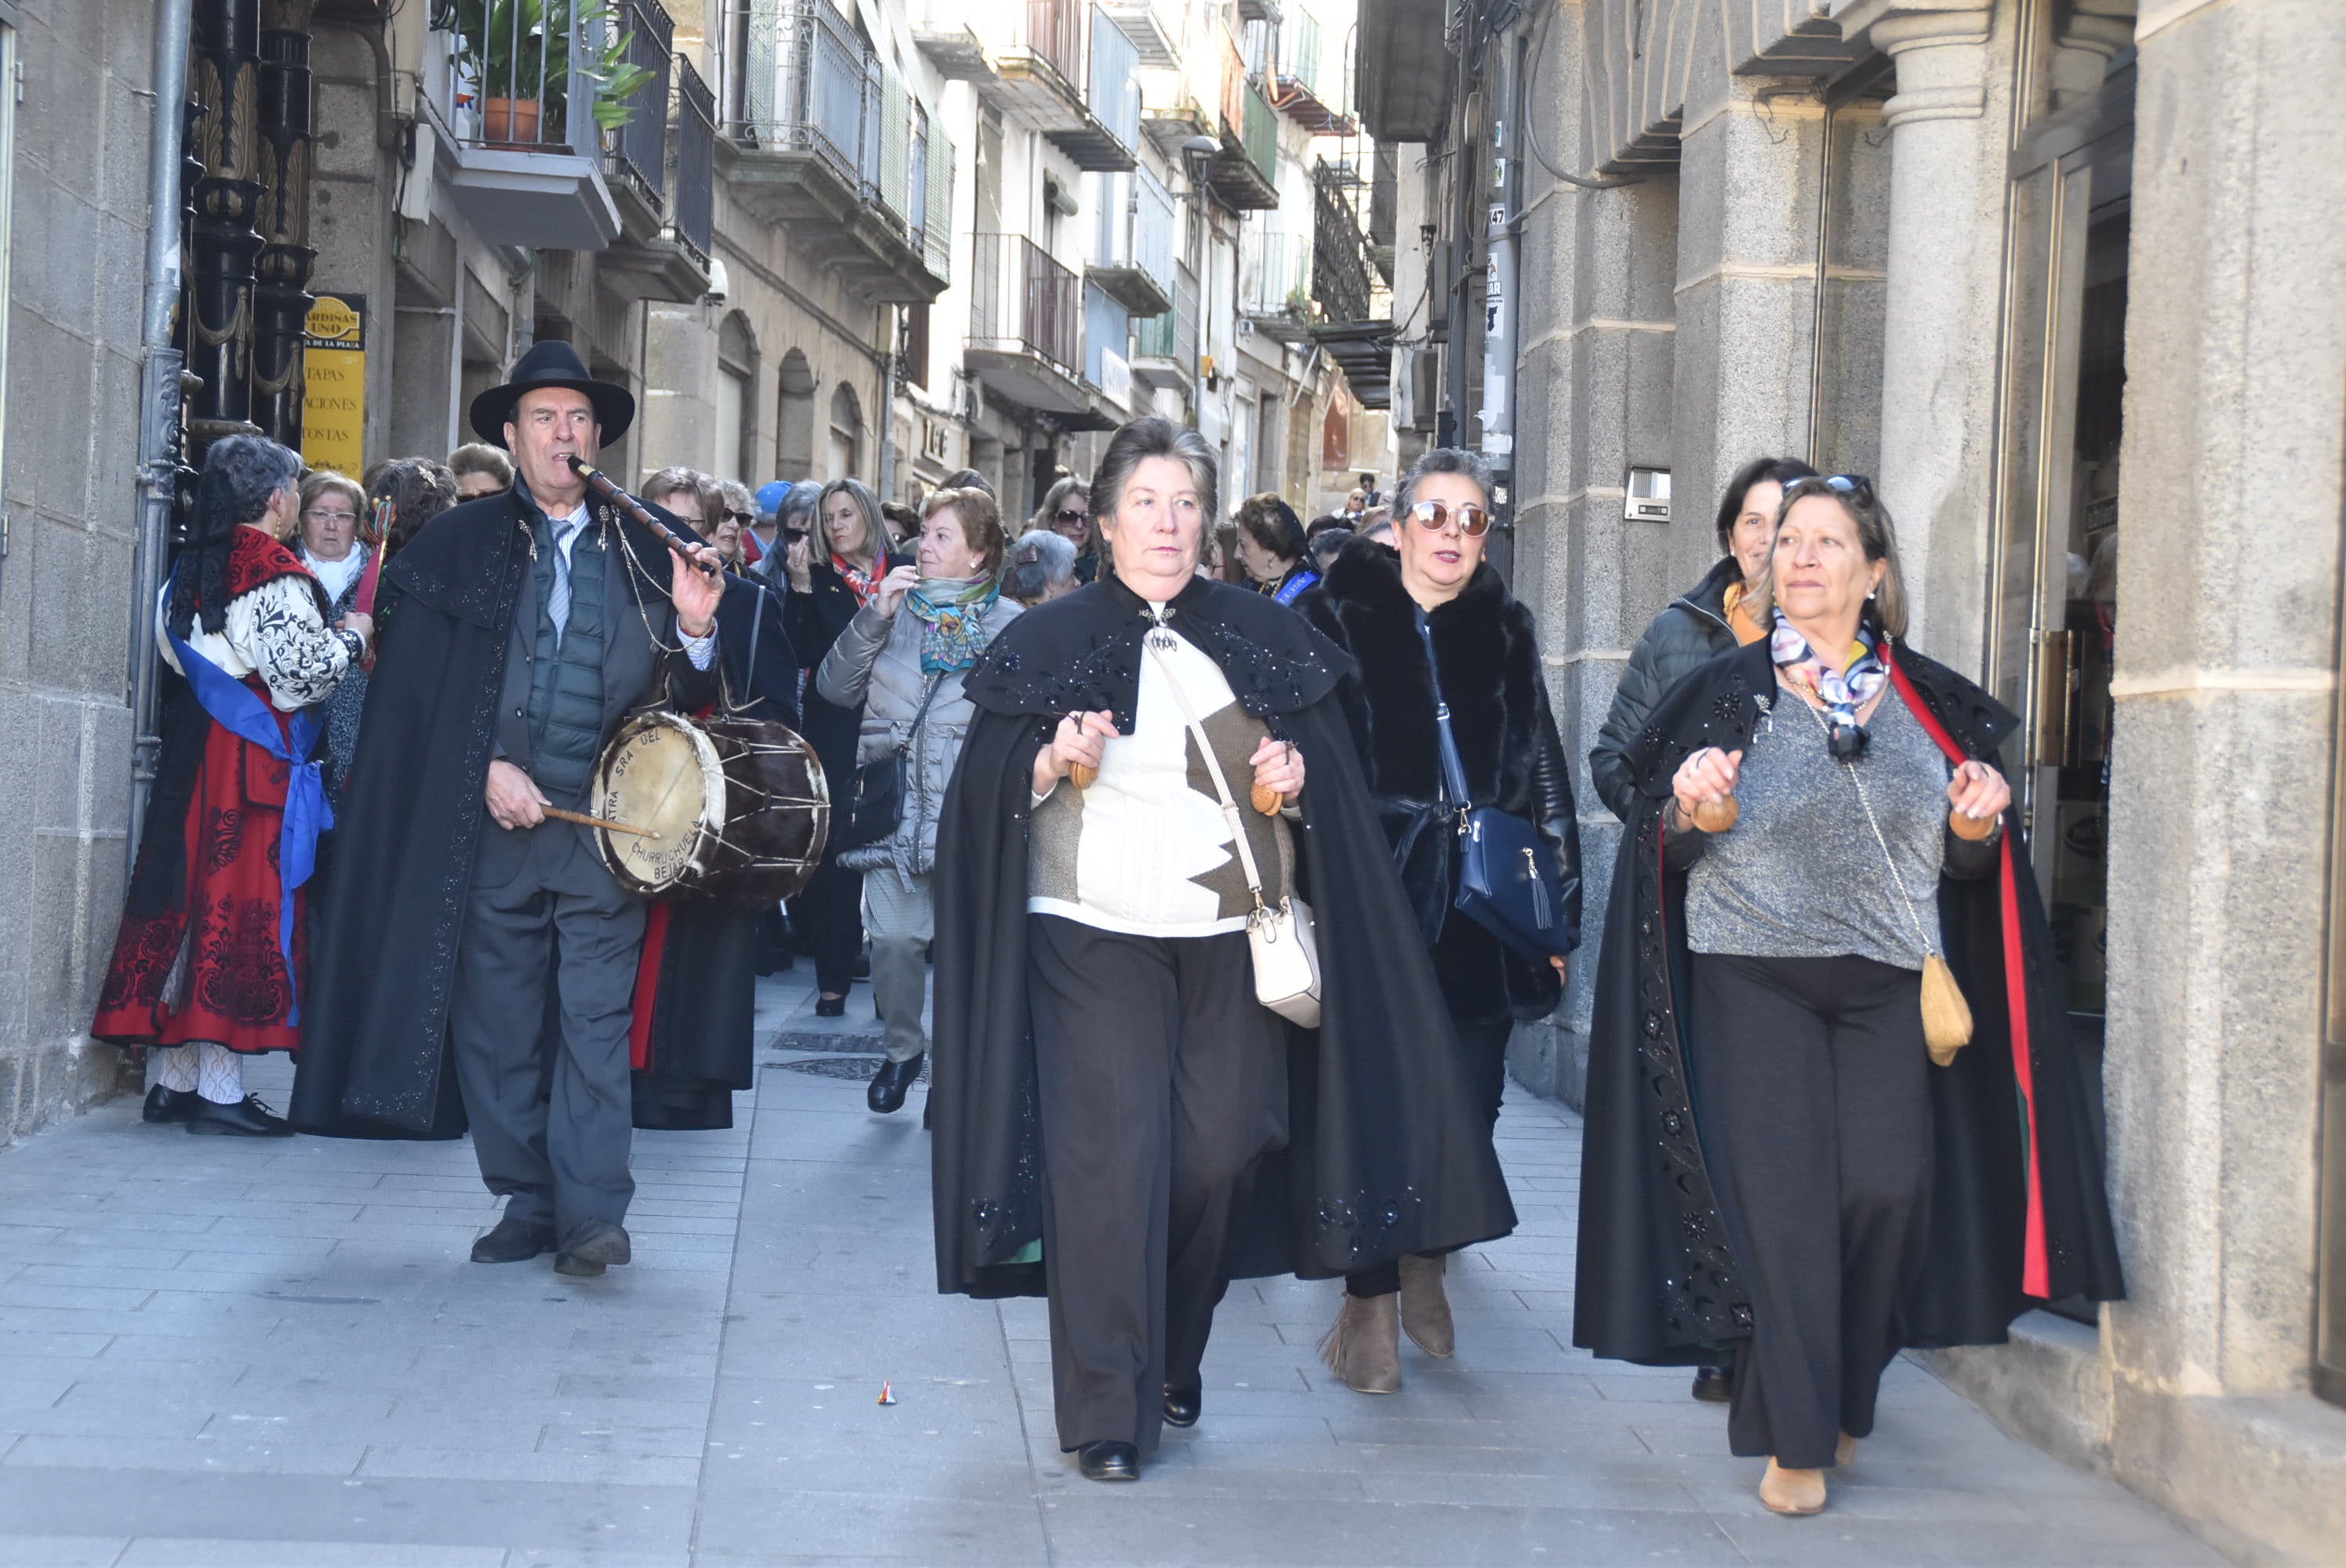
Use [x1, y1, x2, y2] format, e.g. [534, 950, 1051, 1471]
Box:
[1816, 474, 1875, 503]
[1405, 499, 1492, 537]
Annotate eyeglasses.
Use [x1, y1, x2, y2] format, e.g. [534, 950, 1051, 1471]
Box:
[1405, 499, 1491, 537]
[303, 509, 358, 526]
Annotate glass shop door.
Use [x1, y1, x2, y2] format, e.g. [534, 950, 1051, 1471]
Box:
[1985, 48, 2133, 1323]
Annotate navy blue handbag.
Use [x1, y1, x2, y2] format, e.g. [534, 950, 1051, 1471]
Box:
[1418, 615, 1574, 961]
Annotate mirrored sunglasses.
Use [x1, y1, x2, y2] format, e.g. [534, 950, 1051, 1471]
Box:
[1406, 499, 1492, 537]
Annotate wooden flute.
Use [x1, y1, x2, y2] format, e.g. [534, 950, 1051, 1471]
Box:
[565, 455, 722, 579]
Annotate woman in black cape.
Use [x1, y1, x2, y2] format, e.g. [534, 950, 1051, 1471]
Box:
[929, 418, 1514, 1484]
[1573, 474, 2123, 1514]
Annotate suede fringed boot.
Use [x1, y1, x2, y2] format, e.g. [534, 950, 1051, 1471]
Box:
[1319, 1290, 1403, 1394]
[1397, 1254, 1454, 1358]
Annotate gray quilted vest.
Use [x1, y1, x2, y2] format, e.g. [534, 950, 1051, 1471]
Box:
[524, 517, 608, 800]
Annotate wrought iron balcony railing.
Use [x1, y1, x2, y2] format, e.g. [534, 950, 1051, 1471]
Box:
[971, 232, 1083, 379]
[1312, 163, 1373, 326]
[448, 0, 598, 152]
[605, 0, 674, 204]
[670, 56, 715, 262]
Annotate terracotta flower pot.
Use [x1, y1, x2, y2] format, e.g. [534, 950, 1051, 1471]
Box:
[481, 96, 542, 147]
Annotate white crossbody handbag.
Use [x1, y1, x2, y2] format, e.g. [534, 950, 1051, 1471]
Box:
[1144, 632, 1324, 1028]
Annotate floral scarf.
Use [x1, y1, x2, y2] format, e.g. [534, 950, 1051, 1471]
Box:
[832, 551, 881, 607]
[1770, 608, 1888, 759]
[906, 575, 1001, 673]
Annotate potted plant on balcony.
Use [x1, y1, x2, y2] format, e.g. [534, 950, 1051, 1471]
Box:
[456, 0, 656, 147]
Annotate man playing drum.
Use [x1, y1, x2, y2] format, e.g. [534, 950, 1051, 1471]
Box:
[292, 341, 724, 1279]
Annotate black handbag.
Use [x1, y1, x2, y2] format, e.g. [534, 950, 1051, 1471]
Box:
[1418, 615, 1574, 960]
[836, 671, 945, 855]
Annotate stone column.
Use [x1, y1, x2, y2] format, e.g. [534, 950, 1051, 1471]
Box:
[1670, 70, 1828, 546]
[1830, 0, 2006, 654]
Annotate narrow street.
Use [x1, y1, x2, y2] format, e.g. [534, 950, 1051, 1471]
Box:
[0, 971, 2216, 1566]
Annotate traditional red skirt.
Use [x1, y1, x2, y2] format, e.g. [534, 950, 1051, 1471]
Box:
[93, 705, 305, 1054]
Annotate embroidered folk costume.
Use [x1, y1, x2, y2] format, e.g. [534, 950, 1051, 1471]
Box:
[96, 475, 362, 1128]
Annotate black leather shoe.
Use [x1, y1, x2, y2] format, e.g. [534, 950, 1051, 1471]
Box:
[555, 1221, 631, 1277]
[867, 1054, 923, 1114]
[186, 1094, 296, 1137]
[814, 995, 847, 1018]
[143, 1085, 198, 1124]
[1691, 1363, 1734, 1403]
[1077, 1440, 1140, 1482]
[470, 1216, 556, 1264]
[1163, 1383, 1200, 1428]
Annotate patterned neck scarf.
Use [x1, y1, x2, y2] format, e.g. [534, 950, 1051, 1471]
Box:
[1771, 608, 1887, 759]
[907, 575, 1001, 673]
[832, 551, 881, 606]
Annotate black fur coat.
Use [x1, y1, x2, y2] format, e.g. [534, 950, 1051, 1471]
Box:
[1296, 542, 1581, 1025]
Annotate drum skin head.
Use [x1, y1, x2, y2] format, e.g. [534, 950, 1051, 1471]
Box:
[595, 712, 724, 896]
[592, 710, 830, 904]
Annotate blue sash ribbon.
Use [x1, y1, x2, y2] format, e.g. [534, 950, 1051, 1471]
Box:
[1272, 568, 1320, 606]
[162, 589, 333, 1027]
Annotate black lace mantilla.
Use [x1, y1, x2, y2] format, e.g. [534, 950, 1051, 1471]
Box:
[963, 575, 1349, 731]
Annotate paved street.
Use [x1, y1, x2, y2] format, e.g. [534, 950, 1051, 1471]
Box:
[0, 971, 2219, 1567]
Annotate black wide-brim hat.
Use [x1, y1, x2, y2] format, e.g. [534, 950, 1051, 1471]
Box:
[467, 339, 636, 449]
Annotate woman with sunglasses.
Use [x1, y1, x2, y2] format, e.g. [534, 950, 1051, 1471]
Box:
[1031, 476, 1099, 583]
[784, 478, 911, 1017]
[1293, 448, 1580, 1393]
[1574, 475, 2123, 1516]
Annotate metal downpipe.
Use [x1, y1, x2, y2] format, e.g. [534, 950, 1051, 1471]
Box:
[127, 0, 195, 868]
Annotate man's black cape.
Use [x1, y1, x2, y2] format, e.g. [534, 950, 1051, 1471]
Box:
[929, 574, 1517, 1298]
[1572, 634, 2126, 1364]
[289, 486, 719, 1138]
[630, 571, 799, 1131]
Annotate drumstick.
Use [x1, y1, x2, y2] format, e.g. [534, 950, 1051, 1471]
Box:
[540, 805, 660, 840]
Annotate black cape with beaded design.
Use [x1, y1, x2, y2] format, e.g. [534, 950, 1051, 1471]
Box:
[1571, 633, 2123, 1365]
[931, 575, 1518, 1297]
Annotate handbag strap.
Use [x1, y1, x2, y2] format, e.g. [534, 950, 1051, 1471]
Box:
[1142, 632, 1269, 913]
[1414, 613, 1473, 815]
[898, 669, 946, 754]
[1787, 682, 1942, 961]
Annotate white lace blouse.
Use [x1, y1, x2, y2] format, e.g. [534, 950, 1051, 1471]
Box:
[157, 566, 361, 713]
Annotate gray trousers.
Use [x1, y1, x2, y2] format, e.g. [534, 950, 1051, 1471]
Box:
[863, 864, 933, 1064]
[450, 820, 646, 1242]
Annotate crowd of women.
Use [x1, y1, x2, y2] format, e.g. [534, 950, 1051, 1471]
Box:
[89, 405, 2121, 1519]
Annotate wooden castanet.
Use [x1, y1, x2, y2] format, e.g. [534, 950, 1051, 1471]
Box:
[1690, 795, 1739, 833]
[1949, 809, 1998, 842]
[1069, 762, 1099, 789]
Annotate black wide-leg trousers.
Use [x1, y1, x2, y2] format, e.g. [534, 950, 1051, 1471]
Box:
[1027, 914, 1289, 1453]
[1687, 952, 1934, 1470]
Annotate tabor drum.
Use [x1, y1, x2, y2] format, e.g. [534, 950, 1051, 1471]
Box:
[590, 710, 829, 903]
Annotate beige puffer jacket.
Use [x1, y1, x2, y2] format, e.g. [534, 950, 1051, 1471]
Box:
[813, 591, 1021, 879]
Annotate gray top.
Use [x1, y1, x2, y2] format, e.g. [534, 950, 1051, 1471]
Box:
[1685, 684, 1952, 971]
